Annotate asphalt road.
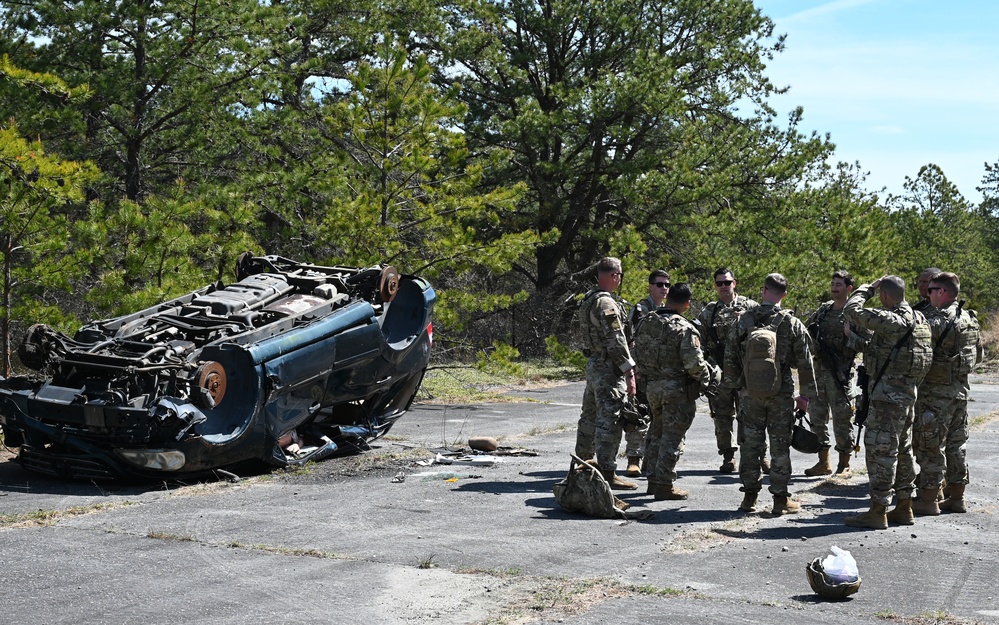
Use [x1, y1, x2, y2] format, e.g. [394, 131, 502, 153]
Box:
[2, 378, 998, 625]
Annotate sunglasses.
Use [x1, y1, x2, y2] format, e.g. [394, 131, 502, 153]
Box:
[651, 282, 669, 288]
[715, 280, 734, 286]
[927, 286, 944, 293]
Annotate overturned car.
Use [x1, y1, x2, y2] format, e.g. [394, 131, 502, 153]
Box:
[0, 254, 435, 481]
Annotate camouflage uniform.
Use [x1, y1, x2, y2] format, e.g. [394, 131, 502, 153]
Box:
[805, 302, 864, 453]
[623, 295, 660, 458]
[697, 295, 758, 457]
[912, 298, 933, 314]
[843, 285, 923, 507]
[723, 302, 817, 497]
[913, 301, 982, 489]
[637, 309, 718, 487]
[575, 290, 637, 472]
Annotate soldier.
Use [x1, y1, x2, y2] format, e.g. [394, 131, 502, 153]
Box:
[574, 257, 639, 490]
[697, 268, 759, 473]
[803, 270, 865, 477]
[622, 269, 670, 476]
[842, 275, 931, 529]
[913, 267, 942, 314]
[635, 283, 719, 500]
[911, 272, 983, 515]
[723, 273, 817, 515]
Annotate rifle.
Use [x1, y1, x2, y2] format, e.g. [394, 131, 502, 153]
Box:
[692, 318, 722, 399]
[808, 306, 851, 396]
[854, 322, 915, 453]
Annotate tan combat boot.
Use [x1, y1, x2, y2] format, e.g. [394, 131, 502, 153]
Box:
[844, 501, 888, 529]
[738, 491, 759, 513]
[886, 497, 915, 525]
[653, 482, 689, 501]
[939, 483, 967, 513]
[835, 452, 852, 477]
[911, 487, 941, 516]
[601, 470, 638, 490]
[772, 495, 801, 515]
[804, 448, 832, 476]
[719, 451, 736, 473]
[625, 456, 642, 477]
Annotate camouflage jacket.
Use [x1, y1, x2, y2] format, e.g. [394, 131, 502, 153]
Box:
[805, 301, 865, 376]
[575, 289, 636, 374]
[912, 298, 933, 314]
[921, 300, 983, 398]
[722, 301, 817, 397]
[697, 294, 758, 365]
[634, 308, 716, 395]
[843, 284, 923, 401]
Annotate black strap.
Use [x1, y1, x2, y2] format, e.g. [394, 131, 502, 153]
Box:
[934, 300, 964, 351]
[869, 321, 915, 393]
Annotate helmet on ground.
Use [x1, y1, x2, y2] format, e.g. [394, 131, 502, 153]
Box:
[806, 557, 862, 599]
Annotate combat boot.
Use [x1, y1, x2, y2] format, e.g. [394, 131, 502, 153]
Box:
[719, 450, 736, 473]
[835, 452, 852, 477]
[772, 495, 801, 516]
[911, 488, 941, 516]
[804, 448, 832, 476]
[625, 456, 642, 477]
[653, 482, 689, 501]
[939, 483, 967, 513]
[601, 470, 638, 490]
[844, 501, 888, 530]
[886, 498, 915, 525]
[738, 491, 758, 513]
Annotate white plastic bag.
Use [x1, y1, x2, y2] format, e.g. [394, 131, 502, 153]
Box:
[822, 545, 859, 582]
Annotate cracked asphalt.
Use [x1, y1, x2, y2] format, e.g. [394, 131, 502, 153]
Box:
[1, 377, 998, 625]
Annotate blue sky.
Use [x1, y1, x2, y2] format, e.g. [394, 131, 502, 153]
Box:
[753, 0, 999, 204]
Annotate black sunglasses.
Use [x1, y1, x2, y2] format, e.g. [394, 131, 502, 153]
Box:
[651, 282, 669, 288]
[927, 286, 943, 293]
[715, 280, 733, 286]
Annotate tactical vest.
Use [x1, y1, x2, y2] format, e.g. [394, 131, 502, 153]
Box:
[574, 290, 621, 354]
[632, 310, 687, 380]
[887, 310, 933, 383]
[924, 305, 981, 385]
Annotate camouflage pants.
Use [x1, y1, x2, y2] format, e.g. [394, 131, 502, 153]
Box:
[863, 399, 917, 506]
[575, 357, 627, 472]
[707, 385, 738, 455]
[644, 382, 696, 485]
[808, 366, 855, 453]
[738, 393, 794, 496]
[913, 390, 969, 489]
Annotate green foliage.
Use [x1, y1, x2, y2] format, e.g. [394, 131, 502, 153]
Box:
[0, 124, 100, 373]
[417, 0, 832, 292]
[3, 0, 999, 360]
[475, 341, 527, 377]
[887, 164, 999, 312]
[82, 184, 261, 316]
[3, 0, 278, 201]
[544, 335, 587, 373]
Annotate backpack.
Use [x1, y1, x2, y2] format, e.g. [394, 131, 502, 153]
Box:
[744, 312, 786, 399]
[632, 310, 682, 380]
[902, 311, 933, 383]
[571, 290, 603, 353]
